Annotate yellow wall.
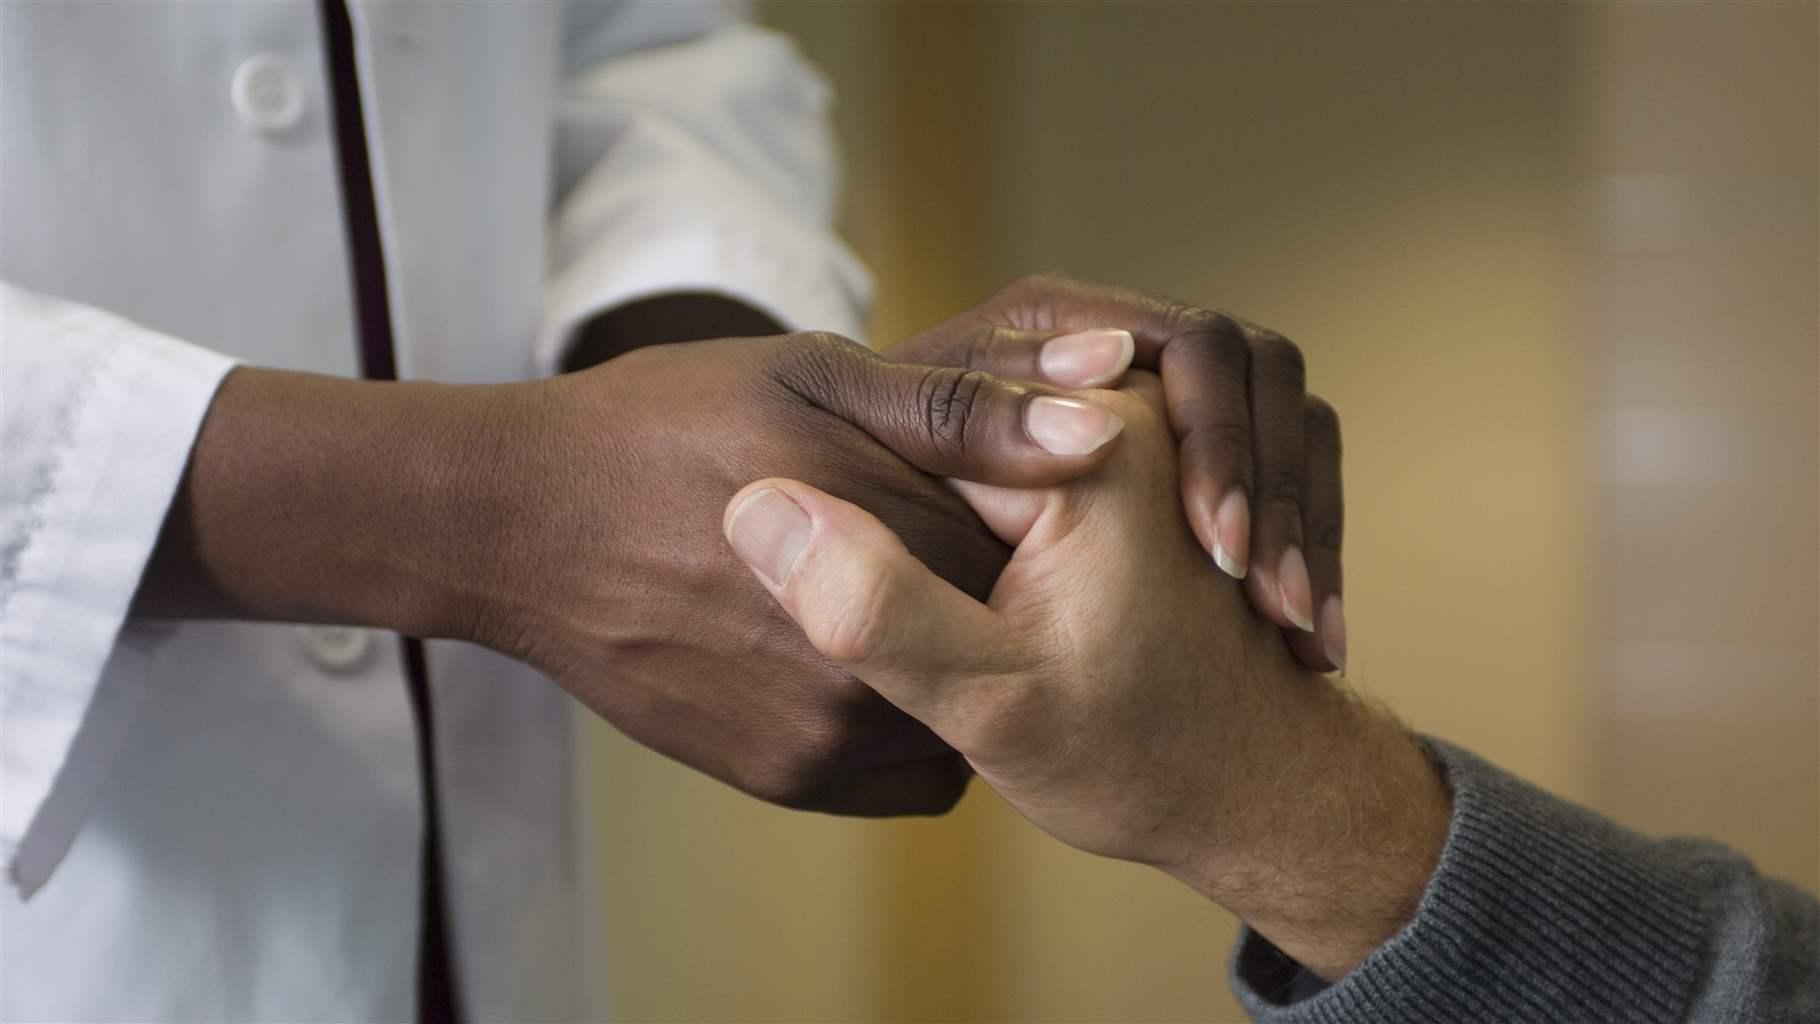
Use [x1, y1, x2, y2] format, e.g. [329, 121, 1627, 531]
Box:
[587, 4, 1815, 1020]
[1582, 0, 1820, 894]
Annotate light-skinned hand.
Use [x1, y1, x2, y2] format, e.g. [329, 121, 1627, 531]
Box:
[724, 372, 1447, 978]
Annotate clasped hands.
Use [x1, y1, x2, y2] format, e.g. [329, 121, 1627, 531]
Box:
[537, 274, 1444, 978]
[492, 272, 1350, 818]
[147, 272, 1445, 978]
[724, 369, 1449, 979]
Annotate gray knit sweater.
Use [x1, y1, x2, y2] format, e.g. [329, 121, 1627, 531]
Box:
[1229, 741, 1820, 1023]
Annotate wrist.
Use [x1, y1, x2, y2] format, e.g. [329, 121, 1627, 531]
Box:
[1164, 681, 1450, 980]
[371, 372, 592, 653]
[423, 371, 612, 665]
[136, 367, 546, 646]
[382, 378, 550, 644]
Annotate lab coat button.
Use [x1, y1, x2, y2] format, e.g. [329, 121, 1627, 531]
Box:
[231, 54, 305, 134]
[299, 625, 373, 673]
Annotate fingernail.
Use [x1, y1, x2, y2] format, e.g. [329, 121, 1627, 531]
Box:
[1025, 396, 1124, 456]
[1211, 490, 1250, 579]
[1278, 546, 1315, 632]
[725, 488, 812, 587]
[1038, 328, 1135, 388]
[1320, 594, 1347, 673]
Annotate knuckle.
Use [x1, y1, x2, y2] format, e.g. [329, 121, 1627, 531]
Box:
[1254, 464, 1304, 513]
[1304, 395, 1342, 448]
[1168, 328, 1250, 390]
[999, 270, 1088, 320]
[1165, 305, 1240, 342]
[780, 329, 860, 364]
[1204, 326, 1252, 379]
[1307, 514, 1345, 553]
[912, 765, 972, 815]
[953, 321, 1017, 372]
[795, 328, 860, 351]
[1163, 308, 1252, 382]
[1179, 413, 1252, 465]
[743, 755, 828, 809]
[917, 366, 992, 456]
[741, 712, 853, 809]
[1169, 304, 1241, 340]
[1252, 335, 1307, 390]
[772, 330, 866, 399]
[808, 559, 901, 667]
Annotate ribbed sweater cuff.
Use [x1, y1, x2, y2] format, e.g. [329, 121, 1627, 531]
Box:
[1229, 739, 1709, 1023]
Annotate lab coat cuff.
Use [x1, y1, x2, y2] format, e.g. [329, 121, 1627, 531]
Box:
[1, 300, 235, 888]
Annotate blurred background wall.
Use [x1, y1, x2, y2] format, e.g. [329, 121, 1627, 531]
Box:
[585, 3, 1818, 1020]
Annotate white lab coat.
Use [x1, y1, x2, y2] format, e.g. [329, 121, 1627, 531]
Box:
[0, 2, 870, 1020]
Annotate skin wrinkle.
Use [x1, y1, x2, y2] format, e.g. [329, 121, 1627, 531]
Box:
[916, 365, 984, 457]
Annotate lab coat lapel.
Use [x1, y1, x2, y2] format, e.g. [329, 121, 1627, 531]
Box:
[346, 1, 560, 385]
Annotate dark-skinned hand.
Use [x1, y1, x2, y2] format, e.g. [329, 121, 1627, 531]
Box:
[137, 331, 1130, 815]
[884, 273, 1348, 672]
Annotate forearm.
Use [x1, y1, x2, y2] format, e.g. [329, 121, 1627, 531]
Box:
[131, 366, 533, 641]
[140, 294, 784, 628]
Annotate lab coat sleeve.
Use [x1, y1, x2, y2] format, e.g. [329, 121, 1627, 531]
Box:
[0, 282, 235, 889]
[533, 1, 874, 373]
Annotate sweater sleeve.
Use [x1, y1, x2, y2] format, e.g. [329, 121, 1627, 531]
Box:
[1229, 739, 1820, 1024]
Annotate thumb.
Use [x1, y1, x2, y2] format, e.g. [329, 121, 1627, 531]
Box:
[889, 321, 1137, 390]
[776, 334, 1125, 487]
[722, 478, 1009, 727]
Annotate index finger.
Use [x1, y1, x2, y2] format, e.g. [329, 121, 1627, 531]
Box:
[985, 275, 1264, 577]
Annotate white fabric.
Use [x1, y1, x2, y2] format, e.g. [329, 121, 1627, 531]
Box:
[537, 19, 872, 368]
[0, 2, 869, 1021]
[0, 288, 237, 875]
